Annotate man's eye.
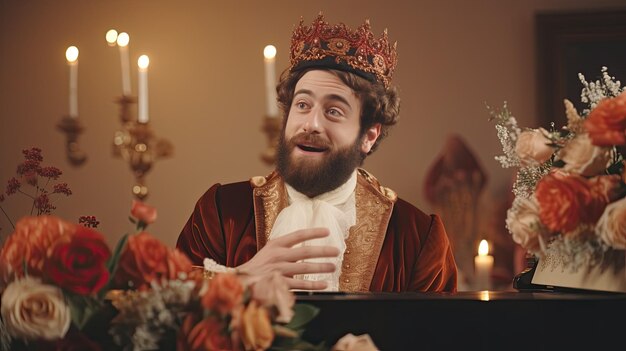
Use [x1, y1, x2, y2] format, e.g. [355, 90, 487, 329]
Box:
[327, 108, 343, 117]
[295, 102, 308, 109]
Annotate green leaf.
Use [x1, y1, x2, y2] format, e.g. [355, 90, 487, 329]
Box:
[106, 232, 129, 275]
[67, 295, 102, 330]
[284, 303, 319, 331]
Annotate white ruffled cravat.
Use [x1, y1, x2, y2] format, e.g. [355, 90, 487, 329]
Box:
[268, 171, 357, 291]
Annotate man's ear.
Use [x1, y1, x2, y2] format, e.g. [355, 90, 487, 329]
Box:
[360, 123, 381, 154]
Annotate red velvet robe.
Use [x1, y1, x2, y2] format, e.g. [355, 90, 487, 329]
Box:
[177, 169, 457, 292]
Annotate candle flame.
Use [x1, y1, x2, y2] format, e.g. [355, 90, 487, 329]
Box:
[105, 29, 118, 45]
[138, 55, 150, 69]
[65, 46, 79, 63]
[263, 45, 277, 59]
[117, 32, 130, 47]
[478, 239, 489, 256]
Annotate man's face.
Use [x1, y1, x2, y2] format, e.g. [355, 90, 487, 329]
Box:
[277, 70, 379, 197]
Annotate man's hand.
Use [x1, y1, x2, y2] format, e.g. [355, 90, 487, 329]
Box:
[237, 227, 339, 290]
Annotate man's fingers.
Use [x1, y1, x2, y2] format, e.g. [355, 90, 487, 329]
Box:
[285, 277, 328, 291]
[273, 227, 330, 247]
[280, 262, 336, 276]
[281, 245, 339, 262]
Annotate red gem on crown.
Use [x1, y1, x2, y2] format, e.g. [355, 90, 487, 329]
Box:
[289, 13, 398, 89]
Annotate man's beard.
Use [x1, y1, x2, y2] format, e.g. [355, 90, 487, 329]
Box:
[276, 130, 366, 198]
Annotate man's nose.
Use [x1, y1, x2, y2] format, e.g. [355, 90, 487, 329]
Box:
[302, 107, 322, 133]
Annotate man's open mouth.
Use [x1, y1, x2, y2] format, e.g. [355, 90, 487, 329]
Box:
[297, 144, 328, 153]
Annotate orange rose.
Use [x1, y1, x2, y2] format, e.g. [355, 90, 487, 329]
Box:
[177, 314, 232, 351]
[535, 172, 609, 234]
[240, 300, 274, 351]
[201, 273, 244, 315]
[114, 232, 169, 289]
[0, 216, 76, 278]
[166, 248, 192, 280]
[130, 200, 157, 225]
[584, 90, 626, 146]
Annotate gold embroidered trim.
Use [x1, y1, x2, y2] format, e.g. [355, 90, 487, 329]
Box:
[339, 171, 395, 291]
[252, 172, 288, 250]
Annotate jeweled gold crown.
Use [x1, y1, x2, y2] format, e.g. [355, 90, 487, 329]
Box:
[289, 13, 398, 89]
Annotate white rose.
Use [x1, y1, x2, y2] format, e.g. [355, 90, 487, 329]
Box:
[596, 197, 626, 249]
[0, 276, 71, 340]
[515, 128, 554, 165]
[505, 197, 546, 254]
[559, 133, 611, 176]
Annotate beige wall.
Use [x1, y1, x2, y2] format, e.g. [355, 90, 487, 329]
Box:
[1, 0, 625, 249]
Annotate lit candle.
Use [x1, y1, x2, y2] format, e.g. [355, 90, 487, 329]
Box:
[105, 29, 118, 47]
[137, 55, 150, 123]
[117, 32, 131, 96]
[65, 46, 79, 118]
[474, 239, 494, 290]
[263, 45, 278, 117]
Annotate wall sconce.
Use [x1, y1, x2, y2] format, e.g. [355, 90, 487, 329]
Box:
[112, 96, 173, 200]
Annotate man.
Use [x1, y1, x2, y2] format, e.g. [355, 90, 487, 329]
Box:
[177, 14, 457, 292]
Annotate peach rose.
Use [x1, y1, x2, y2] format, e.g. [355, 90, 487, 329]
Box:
[166, 248, 193, 280]
[0, 277, 71, 340]
[596, 197, 626, 249]
[201, 273, 244, 315]
[559, 133, 611, 176]
[515, 128, 554, 165]
[332, 333, 379, 351]
[0, 216, 76, 278]
[535, 172, 609, 234]
[240, 300, 274, 351]
[505, 197, 545, 254]
[130, 200, 157, 225]
[114, 232, 169, 289]
[251, 271, 294, 323]
[177, 314, 232, 351]
[585, 90, 626, 146]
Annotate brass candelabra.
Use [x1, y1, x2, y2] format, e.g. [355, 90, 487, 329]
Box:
[57, 116, 88, 167]
[112, 95, 173, 200]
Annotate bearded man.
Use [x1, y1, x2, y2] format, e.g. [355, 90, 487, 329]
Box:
[177, 14, 457, 292]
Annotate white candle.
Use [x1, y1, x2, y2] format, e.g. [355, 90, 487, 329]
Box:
[117, 32, 131, 96]
[263, 45, 278, 117]
[65, 46, 79, 118]
[137, 55, 150, 123]
[474, 239, 494, 290]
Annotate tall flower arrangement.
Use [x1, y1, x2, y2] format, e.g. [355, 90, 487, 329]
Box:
[491, 67, 626, 270]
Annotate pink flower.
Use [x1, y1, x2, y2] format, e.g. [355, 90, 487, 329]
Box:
[559, 133, 611, 176]
[515, 128, 554, 165]
[596, 197, 626, 249]
[332, 333, 379, 351]
[251, 271, 295, 323]
[130, 200, 157, 225]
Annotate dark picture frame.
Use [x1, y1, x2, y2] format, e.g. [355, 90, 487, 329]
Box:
[536, 9, 626, 128]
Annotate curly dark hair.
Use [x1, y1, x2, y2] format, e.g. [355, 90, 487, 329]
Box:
[276, 68, 400, 154]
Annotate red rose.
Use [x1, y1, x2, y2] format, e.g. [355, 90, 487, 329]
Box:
[44, 226, 111, 295]
[114, 232, 169, 289]
[177, 314, 233, 351]
[585, 91, 626, 146]
[535, 172, 609, 233]
[201, 273, 244, 315]
[130, 200, 157, 225]
[0, 216, 76, 278]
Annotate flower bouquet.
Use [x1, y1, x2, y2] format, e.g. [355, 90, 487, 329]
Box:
[0, 200, 333, 351]
[491, 67, 626, 273]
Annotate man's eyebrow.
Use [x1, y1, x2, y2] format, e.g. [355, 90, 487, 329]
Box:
[293, 89, 352, 109]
